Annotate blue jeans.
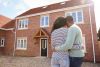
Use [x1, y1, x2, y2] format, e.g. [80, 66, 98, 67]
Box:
[51, 57, 69, 67]
[69, 57, 84, 67]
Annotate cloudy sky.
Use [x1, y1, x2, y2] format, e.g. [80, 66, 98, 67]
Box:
[0, 0, 100, 31]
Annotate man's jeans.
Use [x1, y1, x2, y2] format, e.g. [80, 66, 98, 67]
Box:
[69, 57, 84, 67]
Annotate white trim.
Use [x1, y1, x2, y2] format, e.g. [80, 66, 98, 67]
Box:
[0, 28, 14, 31]
[16, 48, 27, 50]
[16, 4, 93, 19]
[40, 15, 49, 27]
[89, 4, 96, 63]
[40, 38, 48, 57]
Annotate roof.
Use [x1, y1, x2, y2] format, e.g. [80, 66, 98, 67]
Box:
[17, 0, 93, 17]
[2, 20, 15, 29]
[0, 15, 12, 28]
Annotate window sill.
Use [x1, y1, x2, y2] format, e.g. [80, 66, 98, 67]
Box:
[40, 26, 49, 28]
[75, 21, 84, 24]
[16, 48, 27, 50]
[17, 28, 28, 30]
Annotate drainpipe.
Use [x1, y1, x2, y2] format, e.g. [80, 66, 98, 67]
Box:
[89, 4, 96, 63]
[13, 20, 17, 56]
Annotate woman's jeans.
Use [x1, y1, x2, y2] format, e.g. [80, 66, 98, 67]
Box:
[51, 57, 69, 67]
[69, 57, 84, 67]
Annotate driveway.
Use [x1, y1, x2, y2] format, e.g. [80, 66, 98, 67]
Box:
[0, 56, 100, 67]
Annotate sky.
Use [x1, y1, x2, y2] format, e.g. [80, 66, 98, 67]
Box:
[0, 0, 100, 31]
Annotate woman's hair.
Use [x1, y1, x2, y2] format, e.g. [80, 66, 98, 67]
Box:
[51, 17, 67, 33]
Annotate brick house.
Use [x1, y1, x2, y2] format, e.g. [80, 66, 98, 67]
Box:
[0, 0, 100, 62]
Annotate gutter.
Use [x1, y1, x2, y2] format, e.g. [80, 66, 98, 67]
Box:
[0, 28, 14, 31]
[13, 20, 17, 56]
[89, 4, 96, 63]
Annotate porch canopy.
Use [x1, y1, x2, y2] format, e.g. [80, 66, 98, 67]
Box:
[34, 28, 50, 38]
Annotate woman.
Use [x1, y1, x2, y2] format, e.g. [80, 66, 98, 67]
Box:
[51, 17, 82, 67]
[51, 17, 69, 67]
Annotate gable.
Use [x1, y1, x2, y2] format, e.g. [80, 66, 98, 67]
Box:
[34, 28, 50, 38]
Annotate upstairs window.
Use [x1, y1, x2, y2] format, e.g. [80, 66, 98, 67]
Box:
[65, 10, 83, 24]
[40, 15, 49, 27]
[0, 38, 5, 47]
[18, 19, 28, 30]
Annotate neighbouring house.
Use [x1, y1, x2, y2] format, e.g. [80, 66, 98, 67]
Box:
[0, 0, 100, 62]
[0, 15, 12, 55]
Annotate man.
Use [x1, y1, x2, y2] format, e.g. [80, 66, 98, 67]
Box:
[54, 16, 85, 67]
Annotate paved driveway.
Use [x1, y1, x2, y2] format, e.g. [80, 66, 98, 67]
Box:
[0, 56, 100, 67]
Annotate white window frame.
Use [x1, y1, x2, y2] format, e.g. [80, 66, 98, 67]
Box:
[16, 37, 27, 50]
[18, 18, 28, 30]
[65, 9, 84, 24]
[40, 15, 49, 27]
[0, 38, 5, 47]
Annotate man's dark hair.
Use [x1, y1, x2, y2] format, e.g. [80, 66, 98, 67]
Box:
[65, 16, 74, 22]
[51, 17, 66, 33]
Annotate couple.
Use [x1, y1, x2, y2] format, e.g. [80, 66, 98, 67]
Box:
[51, 16, 85, 67]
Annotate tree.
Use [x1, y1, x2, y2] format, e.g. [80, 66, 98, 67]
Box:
[98, 28, 100, 41]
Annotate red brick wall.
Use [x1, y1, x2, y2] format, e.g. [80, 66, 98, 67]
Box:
[3, 30, 15, 56]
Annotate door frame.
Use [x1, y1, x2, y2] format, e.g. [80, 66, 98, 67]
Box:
[40, 38, 48, 57]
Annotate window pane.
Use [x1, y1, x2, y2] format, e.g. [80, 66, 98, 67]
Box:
[21, 40, 23, 48]
[17, 40, 20, 48]
[24, 40, 27, 48]
[41, 17, 44, 26]
[24, 20, 28, 28]
[45, 16, 49, 26]
[19, 21, 21, 28]
[72, 12, 77, 22]
[77, 11, 82, 22]
[22, 21, 25, 28]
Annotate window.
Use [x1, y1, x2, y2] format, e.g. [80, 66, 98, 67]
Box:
[41, 39, 47, 49]
[82, 35, 86, 53]
[16, 37, 27, 50]
[65, 10, 83, 24]
[40, 15, 49, 27]
[0, 38, 5, 47]
[18, 19, 28, 30]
